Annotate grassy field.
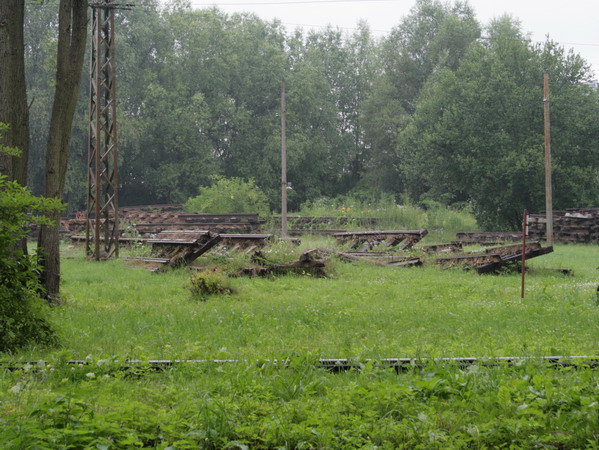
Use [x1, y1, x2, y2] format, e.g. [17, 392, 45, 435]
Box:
[16, 241, 599, 360]
[1, 241, 598, 448]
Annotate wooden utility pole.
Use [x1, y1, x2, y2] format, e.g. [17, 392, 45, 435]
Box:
[521, 209, 528, 298]
[543, 73, 554, 245]
[280, 81, 288, 238]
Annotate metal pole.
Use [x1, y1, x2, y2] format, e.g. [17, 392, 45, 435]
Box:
[521, 209, 528, 298]
[280, 81, 287, 238]
[543, 73, 554, 245]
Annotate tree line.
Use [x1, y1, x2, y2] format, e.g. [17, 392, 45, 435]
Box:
[24, 0, 599, 230]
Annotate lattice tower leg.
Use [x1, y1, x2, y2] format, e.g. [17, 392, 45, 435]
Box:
[86, 2, 119, 260]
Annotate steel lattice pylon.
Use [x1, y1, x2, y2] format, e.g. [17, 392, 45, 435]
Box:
[86, 1, 120, 260]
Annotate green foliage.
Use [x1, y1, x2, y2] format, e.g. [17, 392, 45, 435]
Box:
[185, 176, 270, 216]
[400, 17, 599, 229]
[22, 3, 599, 229]
[299, 193, 478, 241]
[254, 239, 301, 265]
[381, 0, 481, 113]
[0, 360, 597, 448]
[0, 175, 60, 352]
[2, 243, 599, 447]
[0, 123, 22, 157]
[188, 269, 234, 301]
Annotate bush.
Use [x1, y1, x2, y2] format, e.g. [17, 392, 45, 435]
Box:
[188, 270, 234, 301]
[0, 175, 61, 352]
[185, 176, 269, 216]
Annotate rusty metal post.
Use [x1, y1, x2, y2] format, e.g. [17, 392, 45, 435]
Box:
[521, 209, 528, 298]
[280, 81, 288, 238]
[86, 1, 126, 260]
[543, 73, 554, 245]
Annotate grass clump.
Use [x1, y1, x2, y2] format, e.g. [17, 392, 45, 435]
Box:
[189, 269, 234, 301]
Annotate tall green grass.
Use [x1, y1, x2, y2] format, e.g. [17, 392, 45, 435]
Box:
[298, 194, 478, 242]
[6, 243, 597, 361]
[1, 243, 597, 448]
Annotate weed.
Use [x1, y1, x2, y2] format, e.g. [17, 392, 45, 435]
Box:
[189, 269, 235, 301]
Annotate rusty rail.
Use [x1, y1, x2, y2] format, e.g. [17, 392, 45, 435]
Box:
[2, 355, 597, 373]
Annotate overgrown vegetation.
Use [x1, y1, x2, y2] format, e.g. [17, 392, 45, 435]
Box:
[298, 193, 478, 242]
[188, 269, 235, 301]
[1, 243, 598, 446]
[1, 360, 597, 448]
[0, 174, 60, 352]
[6, 243, 595, 360]
[185, 176, 270, 216]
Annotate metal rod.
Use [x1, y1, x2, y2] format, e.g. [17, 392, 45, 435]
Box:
[280, 81, 287, 238]
[521, 209, 527, 298]
[543, 73, 554, 245]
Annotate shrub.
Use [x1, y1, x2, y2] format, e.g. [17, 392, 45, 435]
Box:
[0, 174, 61, 352]
[184, 176, 269, 216]
[188, 270, 234, 301]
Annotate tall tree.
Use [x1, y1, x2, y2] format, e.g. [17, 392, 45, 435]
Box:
[400, 16, 599, 229]
[37, 0, 88, 301]
[360, 0, 480, 195]
[381, 0, 480, 114]
[0, 0, 29, 185]
[24, 2, 60, 198]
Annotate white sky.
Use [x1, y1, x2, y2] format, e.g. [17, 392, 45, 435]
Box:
[181, 0, 599, 78]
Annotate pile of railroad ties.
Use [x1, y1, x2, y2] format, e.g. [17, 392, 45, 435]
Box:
[63, 204, 554, 275]
[528, 208, 599, 244]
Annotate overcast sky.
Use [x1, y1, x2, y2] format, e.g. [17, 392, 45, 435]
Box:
[181, 0, 599, 78]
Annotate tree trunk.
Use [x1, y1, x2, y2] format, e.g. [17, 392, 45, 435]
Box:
[38, 0, 88, 302]
[0, 0, 29, 185]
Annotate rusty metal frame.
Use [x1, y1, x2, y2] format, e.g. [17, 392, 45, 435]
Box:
[86, 1, 120, 260]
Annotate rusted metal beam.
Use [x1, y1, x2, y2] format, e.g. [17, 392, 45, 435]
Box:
[436, 253, 503, 268]
[455, 232, 522, 245]
[476, 245, 554, 274]
[416, 242, 462, 254]
[86, 0, 120, 260]
[2, 356, 597, 373]
[334, 229, 428, 250]
[484, 241, 541, 258]
[147, 230, 221, 268]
